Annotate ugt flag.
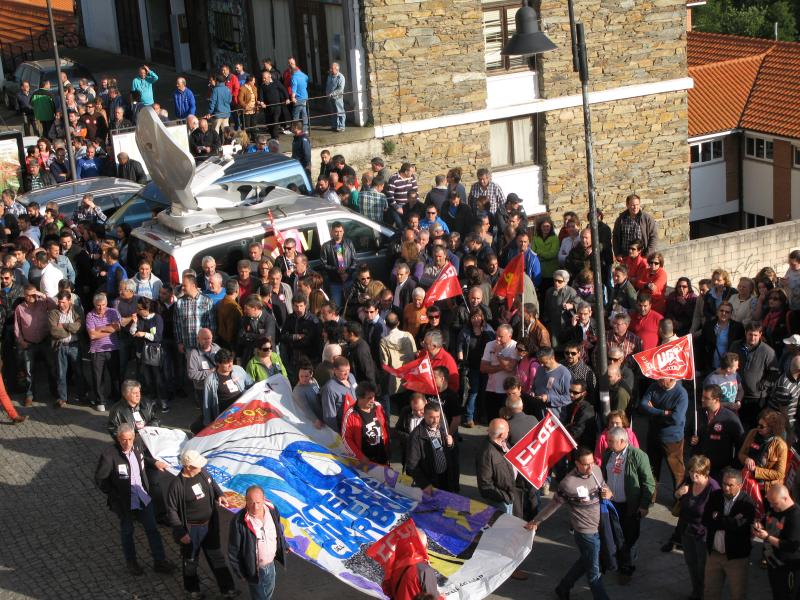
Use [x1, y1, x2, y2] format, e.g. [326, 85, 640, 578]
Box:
[383, 356, 438, 395]
[504, 411, 576, 488]
[423, 262, 461, 307]
[632, 334, 695, 380]
[492, 252, 524, 308]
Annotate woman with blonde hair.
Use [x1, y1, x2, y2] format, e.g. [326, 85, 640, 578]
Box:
[729, 276, 756, 325]
[703, 268, 736, 321]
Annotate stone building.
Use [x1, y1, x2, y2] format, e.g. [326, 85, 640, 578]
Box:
[77, 0, 692, 243]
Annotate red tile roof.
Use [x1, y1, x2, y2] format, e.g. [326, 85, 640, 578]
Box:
[688, 31, 800, 138]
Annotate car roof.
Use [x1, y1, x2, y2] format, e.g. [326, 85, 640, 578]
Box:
[23, 58, 77, 71]
[215, 152, 300, 180]
[133, 197, 391, 252]
[18, 178, 141, 205]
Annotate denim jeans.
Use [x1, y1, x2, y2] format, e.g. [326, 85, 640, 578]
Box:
[55, 342, 84, 401]
[465, 368, 484, 422]
[682, 530, 707, 599]
[181, 523, 236, 594]
[248, 562, 277, 600]
[330, 97, 345, 130]
[119, 501, 166, 562]
[292, 101, 308, 132]
[17, 341, 50, 399]
[559, 531, 610, 600]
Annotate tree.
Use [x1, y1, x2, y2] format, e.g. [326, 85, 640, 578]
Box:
[694, 0, 798, 41]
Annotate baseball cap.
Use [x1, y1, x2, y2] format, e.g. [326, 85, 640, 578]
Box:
[180, 450, 208, 469]
[783, 334, 800, 346]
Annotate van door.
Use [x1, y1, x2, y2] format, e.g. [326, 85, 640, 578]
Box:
[323, 217, 392, 283]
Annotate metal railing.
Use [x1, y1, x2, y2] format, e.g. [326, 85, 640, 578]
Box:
[0, 23, 79, 72]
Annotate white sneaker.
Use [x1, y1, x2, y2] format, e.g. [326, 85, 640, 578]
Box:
[95, 404, 106, 412]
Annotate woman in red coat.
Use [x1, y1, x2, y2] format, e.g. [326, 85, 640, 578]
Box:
[639, 252, 668, 314]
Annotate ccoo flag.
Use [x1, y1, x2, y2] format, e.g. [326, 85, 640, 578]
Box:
[423, 262, 462, 307]
[504, 411, 577, 489]
[632, 334, 695, 380]
[382, 356, 438, 395]
[492, 253, 524, 308]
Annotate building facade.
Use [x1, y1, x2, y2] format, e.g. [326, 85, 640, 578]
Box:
[80, 0, 693, 244]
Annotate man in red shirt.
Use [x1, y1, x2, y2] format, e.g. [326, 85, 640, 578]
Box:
[221, 64, 240, 129]
[419, 330, 459, 392]
[630, 293, 663, 350]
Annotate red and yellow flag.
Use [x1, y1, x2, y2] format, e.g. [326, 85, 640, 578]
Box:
[493, 253, 524, 308]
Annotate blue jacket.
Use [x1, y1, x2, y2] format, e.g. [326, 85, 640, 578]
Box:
[291, 134, 311, 169]
[173, 88, 196, 120]
[504, 247, 542, 288]
[639, 382, 688, 443]
[291, 70, 309, 101]
[208, 83, 232, 118]
[131, 70, 158, 105]
[419, 216, 450, 235]
[76, 156, 101, 179]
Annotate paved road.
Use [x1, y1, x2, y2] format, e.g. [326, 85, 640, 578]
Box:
[0, 391, 769, 600]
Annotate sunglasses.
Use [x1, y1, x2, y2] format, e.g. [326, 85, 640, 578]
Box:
[260, 346, 272, 351]
[564, 351, 579, 356]
[569, 390, 583, 395]
[553, 279, 565, 284]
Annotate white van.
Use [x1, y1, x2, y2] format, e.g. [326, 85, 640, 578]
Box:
[129, 107, 396, 285]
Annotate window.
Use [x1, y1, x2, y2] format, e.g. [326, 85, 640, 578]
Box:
[326, 218, 379, 254]
[744, 212, 774, 229]
[794, 146, 800, 168]
[490, 115, 539, 169]
[690, 139, 723, 165]
[745, 135, 774, 161]
[213, 11, 240, 52]
[483, 2, 528, 72]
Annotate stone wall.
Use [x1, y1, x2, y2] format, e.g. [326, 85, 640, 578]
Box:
[542, 90, 690, 245]
[659, 219, 800, 288]
[537, 0, 687, 97]
[362, 0, 486, 125]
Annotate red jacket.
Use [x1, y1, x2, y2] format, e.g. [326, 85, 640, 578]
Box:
[622, 255, 649, 290]
[419, 348, 460, 392]
[282, 68, 294, 96]
[637, 268, 668, 313]
[225, 74, 241, 107]
[630, 309, 663, 350]
[340, 401, 390, 463]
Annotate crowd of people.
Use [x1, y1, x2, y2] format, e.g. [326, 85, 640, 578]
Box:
[8, 55, 800, 600]
[13, 56, 350, 194]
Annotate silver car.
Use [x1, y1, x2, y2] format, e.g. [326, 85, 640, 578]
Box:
[17, 178, 142, 222]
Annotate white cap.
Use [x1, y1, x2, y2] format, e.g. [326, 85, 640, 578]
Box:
[180, 450, 208, 469]
[783, 334, 800, 346]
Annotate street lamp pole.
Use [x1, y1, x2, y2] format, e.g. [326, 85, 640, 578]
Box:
[573, 21, 610, 417]
[45, 0, 76, 178]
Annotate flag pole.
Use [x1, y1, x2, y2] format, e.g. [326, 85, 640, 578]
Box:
[520, 262, 525, 342]
[436, 390, 450, 438]
[690, 335, 698, 437]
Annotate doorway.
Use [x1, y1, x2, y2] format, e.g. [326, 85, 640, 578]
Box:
[115, 0, 145, 59]
[294, 0, 329, 94]
[146, 0, 175, 66]
[185, 0, 211, 73]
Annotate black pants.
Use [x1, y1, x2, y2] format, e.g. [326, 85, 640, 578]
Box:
[91, 350, 120, 405]
[767, 564, 800, 600]
[485, 392, 506, 423]
[263, 106, 282, 139]
[242, 112, 256, 132]
[612, 501, 642, 573]
[181, 522, 235, 594]
[739, 399, 762, 432]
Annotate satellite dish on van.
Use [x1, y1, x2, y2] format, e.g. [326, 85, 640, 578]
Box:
[135, 107, 198, 212]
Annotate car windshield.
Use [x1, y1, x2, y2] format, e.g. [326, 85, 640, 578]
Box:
[42, 66, 93, 88]
[105, 183, 168, 231]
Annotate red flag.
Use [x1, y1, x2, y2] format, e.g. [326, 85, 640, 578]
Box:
[493, 253, 524, 308]
[632, 335, 695, 380]
[423, 262, 461, 307]
[382, 356, 437, 395]
[366, 519, 428, 583]
[742, 469, 765, 520]
[266, 208, 285, 254]
[786, 447, 800, 490]
[504, 411, 577, 488]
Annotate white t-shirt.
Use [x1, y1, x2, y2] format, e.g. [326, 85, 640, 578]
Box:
[40, 262, 62, 298]
[482, 339, 519, 393]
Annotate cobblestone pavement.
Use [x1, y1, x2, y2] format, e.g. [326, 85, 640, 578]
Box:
[0, 389, 770, 600]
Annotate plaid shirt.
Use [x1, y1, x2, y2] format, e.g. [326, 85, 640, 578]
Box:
[358, 188, 388, 223]
[468, 180, 505, 214]
[607, 331, 643, 367]
[174, 292, 215, 349]
[616, 213, 643, 256]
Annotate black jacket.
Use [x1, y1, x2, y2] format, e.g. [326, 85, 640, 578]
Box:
[394, 277, 417, 312]
[94, 438, 155, 517]
[440, 201, 473, 238]
[345, 338, 378, 388]
[565, 399, 597, 450]
[23, 170, 56, 192]
[700, 319, 744, 371]
[702, 489, 755, 559]
[507, 411, 539, 446]
[694, 406, 745, 475]
[106, 399, 160, 439]
[117, 159, 147, 184]
[237, 309, 278, 364]
[258, 80, 289, 107]
[190, 127, 221, 156]
[283, 311, 321, 362]
[228, 504, 287, 583]
[476, 438, 520, 510]
[734, 339, 779, 402]
[404, 421, 457, 491]
[320, 238, 357, 279]
[166, 467, 224, 542]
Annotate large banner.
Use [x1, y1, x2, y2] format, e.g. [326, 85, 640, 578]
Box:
[142, 376, 532, 599]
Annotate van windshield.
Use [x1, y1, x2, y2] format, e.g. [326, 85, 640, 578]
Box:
[106, 183, 169, 231]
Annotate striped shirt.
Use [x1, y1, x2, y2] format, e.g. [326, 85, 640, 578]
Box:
[385, 173, 418, 208]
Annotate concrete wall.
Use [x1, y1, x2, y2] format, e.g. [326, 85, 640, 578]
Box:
[793, 169, 800, 219]
[660, 219, 800, 287]
[80, 0, 120, 54]
[743, 159, 773, 219]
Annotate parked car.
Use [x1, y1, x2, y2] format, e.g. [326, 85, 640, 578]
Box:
[105, 149, 314, 231]
[3, 58, 95, 110]
[17, 177, 142, 221]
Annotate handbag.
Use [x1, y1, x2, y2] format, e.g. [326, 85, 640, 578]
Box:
[142, 341, 163, 367]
